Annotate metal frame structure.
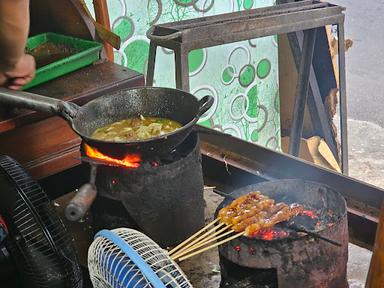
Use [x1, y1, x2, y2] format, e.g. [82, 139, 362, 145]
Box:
[287, 27, 339, 162]
[41, 128, 384, 249]
[146, 0, 348, 174]
[197, 127, 383, 249]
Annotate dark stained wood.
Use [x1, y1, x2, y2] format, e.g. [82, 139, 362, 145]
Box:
[30, 0, 97, 41]
[0, 62, 144, 179]
[0, 61, 144, 133]
[0, 116, 81, 179]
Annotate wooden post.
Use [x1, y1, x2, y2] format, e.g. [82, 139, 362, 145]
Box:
[93, 0, 114, 61]
[366, 202, 384, 288]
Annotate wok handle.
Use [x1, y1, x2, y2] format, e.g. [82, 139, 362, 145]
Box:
[65, 184, 97, 221]
[65, 164, 98, 221]
[0, 87, 80, 122]
[197, 95, 214, 118]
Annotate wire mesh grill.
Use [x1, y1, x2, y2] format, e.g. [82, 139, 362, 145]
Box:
[0, 155, 82, 288]
[88, 228, 193, 288]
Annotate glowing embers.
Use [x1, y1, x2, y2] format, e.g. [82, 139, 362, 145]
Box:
[252, 228, 290, 241]
[83, 143, 141, 168]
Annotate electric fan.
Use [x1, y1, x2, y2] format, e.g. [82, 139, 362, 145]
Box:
[88, 228, 193, 288]
[0, 155, 82, 288]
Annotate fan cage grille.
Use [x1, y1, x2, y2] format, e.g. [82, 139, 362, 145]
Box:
[88, 228, 192, 288]
[0, 155, 82, 288]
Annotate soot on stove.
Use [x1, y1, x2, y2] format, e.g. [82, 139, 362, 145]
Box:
[85, 133, 205, 247]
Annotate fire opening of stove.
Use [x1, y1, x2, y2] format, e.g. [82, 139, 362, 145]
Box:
[83, 143, 142, 168]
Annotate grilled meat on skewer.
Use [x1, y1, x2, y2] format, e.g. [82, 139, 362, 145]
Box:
[218, 192, 305, 238]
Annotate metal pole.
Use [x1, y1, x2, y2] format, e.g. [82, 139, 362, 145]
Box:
[287, 30, 339, 160]
[337, 21, 349, 174]
[146, 42, 158, 86]
[174, 46, 190, 91]
[289, 28, 318, 156]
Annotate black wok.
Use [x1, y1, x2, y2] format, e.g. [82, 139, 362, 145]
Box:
[0, 87, 214, 157]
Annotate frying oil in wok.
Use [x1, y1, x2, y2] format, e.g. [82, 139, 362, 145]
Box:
[91, 116, 182, 142]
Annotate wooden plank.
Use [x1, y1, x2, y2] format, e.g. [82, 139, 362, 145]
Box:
[0, 116, 81, 179]
[366, 202, 384, 287]
[93, 0, 114, 61]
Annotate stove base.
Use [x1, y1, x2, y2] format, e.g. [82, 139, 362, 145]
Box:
[91, 133, 205, 247]
[220, 255, 277, 288]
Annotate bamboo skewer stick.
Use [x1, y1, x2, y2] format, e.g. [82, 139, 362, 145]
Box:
[170, 221, 226, 257]
[172, 229, 236, 260]
[171, 224, 232, 259]
[175, 232, 244, 261]
[168, 218, 220, 255]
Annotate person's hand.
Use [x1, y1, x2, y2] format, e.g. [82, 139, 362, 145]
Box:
[0, 73, 6, 87]
[4, 54, 35, 90]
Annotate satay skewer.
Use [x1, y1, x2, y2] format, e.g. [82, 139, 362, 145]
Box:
[171, 223, 233, 259]
[168, 218, 220, 255]
[174, 232, 245, 261]
[171, 228, 236, 260]
[169, 222, 227, 257]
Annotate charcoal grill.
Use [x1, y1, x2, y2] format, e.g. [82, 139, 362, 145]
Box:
[216, 179, 348, 288]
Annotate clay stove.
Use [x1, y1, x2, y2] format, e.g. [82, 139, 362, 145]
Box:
[84, 132, 205, 247]
[216, 179, 349, 288]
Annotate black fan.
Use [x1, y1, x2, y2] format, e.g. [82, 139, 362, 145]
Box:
[0, 155, 82, 288]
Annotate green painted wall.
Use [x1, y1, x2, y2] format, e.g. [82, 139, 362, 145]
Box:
[87, 0, 281, 150]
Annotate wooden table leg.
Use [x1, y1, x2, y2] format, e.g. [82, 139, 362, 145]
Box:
[366, 202, 384, 288]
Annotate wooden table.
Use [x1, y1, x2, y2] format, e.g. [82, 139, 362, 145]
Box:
[0, 61, 144, 179]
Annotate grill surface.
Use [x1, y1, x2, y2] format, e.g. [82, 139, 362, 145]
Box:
[217, 179, 348, 288]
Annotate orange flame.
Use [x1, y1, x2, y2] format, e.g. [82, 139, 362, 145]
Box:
[302, 210, 317, 219]
[252, 228, 289, 240]
[84, 144, 141, 168]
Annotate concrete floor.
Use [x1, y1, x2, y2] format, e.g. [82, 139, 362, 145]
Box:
[348, 243, 371, 288]
[332, 0, 384, 127]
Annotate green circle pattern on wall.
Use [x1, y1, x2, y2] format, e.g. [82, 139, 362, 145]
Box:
[124, 40, 150, 74]
[199, 119, 212, 128]
[251, 129, 259, 142]
[174, 0, 195, 6]
[114, 51, 125, 66]
[239, 64, 256, 87]
[274, 90, 280, 113]
[188, 49, 205, 75]
[222, 65, 235, 85]
[243, 0, 254, 10]
[246, 85, 259, 118]
[257, 58, 271, 79]
[113, 17, 134, 41]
